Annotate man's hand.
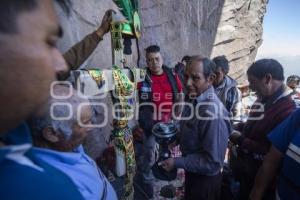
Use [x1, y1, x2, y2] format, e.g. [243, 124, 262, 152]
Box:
[229, 130, 242, 145]
[159, 158, 175, 172]
[96, 9, 114, 37]
[168, 141, 177, 150]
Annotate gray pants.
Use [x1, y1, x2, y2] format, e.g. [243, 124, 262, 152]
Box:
[134, 134, 159, 198]
[141, 134, 159, 185]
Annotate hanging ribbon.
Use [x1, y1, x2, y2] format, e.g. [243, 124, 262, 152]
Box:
[112, 65, 136, 200]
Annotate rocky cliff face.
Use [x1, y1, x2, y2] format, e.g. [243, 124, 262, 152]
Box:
[211, 0, 268, 83]
[55, 0, 268, 159]
[139, 0, 224, 66]
[57, 0, 268, 82]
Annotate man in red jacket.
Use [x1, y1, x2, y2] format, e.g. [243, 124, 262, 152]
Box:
[137, 45, 183, 198]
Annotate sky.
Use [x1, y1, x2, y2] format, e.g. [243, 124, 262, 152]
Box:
[256, 0, 300, 77]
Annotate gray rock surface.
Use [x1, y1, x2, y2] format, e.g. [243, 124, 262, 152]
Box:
[211, 0, 268, 83]
[139, 0, 225, 67]
[55, 0, 268, 159]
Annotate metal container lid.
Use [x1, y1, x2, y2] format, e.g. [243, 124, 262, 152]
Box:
[152, 122, 178, 139]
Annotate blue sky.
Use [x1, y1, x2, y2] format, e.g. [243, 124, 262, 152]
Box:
[257, 0, 300, 56]
[257, 0, 300, 76]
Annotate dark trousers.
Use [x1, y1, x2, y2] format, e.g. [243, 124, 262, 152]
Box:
[232, 153, 275, 200]
[239, 173, 275, 200]
[185, 172, 222, 200]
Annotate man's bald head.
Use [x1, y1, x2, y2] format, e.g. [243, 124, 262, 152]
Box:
[29, 85, 92, 151]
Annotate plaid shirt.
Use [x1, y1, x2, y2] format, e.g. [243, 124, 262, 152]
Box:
[214, 76, 241, 117]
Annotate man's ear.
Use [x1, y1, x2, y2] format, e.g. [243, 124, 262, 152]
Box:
[224, 69, 229, 75]
[264, 73, 272, 84]
[209, 74, 216, 83]
[42, 127, 59, 143]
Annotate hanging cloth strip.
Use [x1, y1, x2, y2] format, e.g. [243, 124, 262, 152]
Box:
[87, 69, 105, 89]
[112, 65, 136, 200]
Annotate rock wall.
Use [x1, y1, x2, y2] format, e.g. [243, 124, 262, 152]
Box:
[211, 0, 268, 83]
[56, 0, 118, 68]
[139, 0, 225, 66]
[55, 0, 268, 159]
[57, 0, 268, 81]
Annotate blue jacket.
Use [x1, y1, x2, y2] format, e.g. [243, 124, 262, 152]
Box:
[268, 109, 300, 200]
[0, 123, 84, 200]
[33, 146, 117, 200]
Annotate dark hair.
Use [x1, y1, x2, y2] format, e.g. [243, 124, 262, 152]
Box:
[174, 62, 185, 73]
[145, 45, 160, 54]
[0, 0, 71, 34]
[212, 55, 229, 74]
[181, 55, 191, 63]
[247, 59, 284, 81]
[287, 75, 300, 84]
[188, 55, 216, 79]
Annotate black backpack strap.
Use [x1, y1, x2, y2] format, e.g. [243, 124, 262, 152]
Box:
[138, 69, 152, 103]
[163, 65, 179, 103]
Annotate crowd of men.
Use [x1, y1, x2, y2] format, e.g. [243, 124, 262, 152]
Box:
[0, 1, 299, 200]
